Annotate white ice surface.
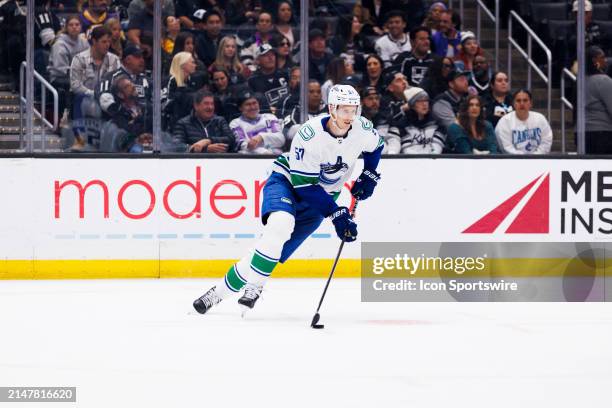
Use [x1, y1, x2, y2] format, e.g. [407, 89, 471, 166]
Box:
[0, 278, 611, 408]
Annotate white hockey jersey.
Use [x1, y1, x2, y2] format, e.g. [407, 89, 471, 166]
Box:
[272, 115, 384, 195]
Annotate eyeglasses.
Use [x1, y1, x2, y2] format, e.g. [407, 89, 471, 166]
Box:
[280, 41, 290, 46]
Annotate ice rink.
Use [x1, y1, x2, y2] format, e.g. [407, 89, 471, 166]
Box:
[0, 278, 611, 407]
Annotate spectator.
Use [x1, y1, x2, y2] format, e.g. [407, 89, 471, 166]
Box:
[432, 10, 461, 58]
[104, 18, 125, 58]
[194, 9, 224, 67]
[357, 0, 393, 36]
[162, 16, 181, 56]
[329, 15, 374, 73]
[138, 31, 155, 75]
[79, 0, 117, 35]
[70, 25, 121, 148]
[283, 80, 327, 143]
[321, 57, 348, 105]
[209, 66, 241, 122]
[482, 71, 513, 128]
[360, 54, 385, 95]
[381, 71, 410, 124]
[224, 0, 258, 27]
[375, 10, 411, 68]
[34, 1, 61, 73]
[432, 69, 469, 130]
[230, 93, 286, 155]
[241, 11, 276, 72]
[404, 0, 428, 29]
[585, 46, 612, 154]
[361, 86, 392, 152]
[171, 32, 206, 74]
[176, 0, 222, 30]
[307, 28, 334, 84]
[454, 31, 482, 73]
[448, 95, 498, 154]
[273, 1, 298, 50]
[495, 89, 553, 154]
[98, 45, 150, 118]
[395, 26, 434, 86]
[47, 15, 89, 117]
[128, 0, 174, 21]
[247, 44, 290, 112]
[468, 54, 491, 96]
[172, 90, 236, 153]
[271, 35, 296, 73]
[163, 51, 205, 131]
[126, 0, 154, 46]
[278, 66, 301, 118]
[99, 75, 152, 153]
[211, 35, 250, 85]
[1, 0, 27, 90]
[423, 2, 447, 34]
[420, 56, 453, 99]
[388, 87, 446, 154]
[567, 1, 610, 73]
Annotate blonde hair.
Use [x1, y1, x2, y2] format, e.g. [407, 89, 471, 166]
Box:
[170, 52, 194, 87]
[214, 36, 243, 74]
[104, 18, 124, 56]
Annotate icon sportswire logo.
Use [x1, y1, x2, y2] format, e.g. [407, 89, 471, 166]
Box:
[463, 173, 550, 234]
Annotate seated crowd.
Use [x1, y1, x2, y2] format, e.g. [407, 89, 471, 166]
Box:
[2, 0, 560, 155]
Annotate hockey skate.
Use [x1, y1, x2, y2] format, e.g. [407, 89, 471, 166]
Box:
[193, 286, 222, 314]
[238, 283, 263, 317]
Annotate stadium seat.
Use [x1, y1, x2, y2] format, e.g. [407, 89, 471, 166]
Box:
[595, 20, 612, 41]
[592, 4, 611, 21]
[530, 3, 570, 24]
[547, 20, 574, 42]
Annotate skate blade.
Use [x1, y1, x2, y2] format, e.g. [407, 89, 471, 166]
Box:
[240, 304, 251, 318]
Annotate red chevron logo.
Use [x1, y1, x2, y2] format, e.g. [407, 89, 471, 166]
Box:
[463, 173, 550, 234]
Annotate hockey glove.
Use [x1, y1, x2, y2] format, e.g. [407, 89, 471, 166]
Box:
[351, 169, 381, 201]
[330, 207, 358, 242]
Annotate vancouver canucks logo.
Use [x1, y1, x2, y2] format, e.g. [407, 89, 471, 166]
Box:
[319, 156, 349, 185]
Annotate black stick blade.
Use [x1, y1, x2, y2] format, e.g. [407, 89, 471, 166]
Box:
[311, 312, 324, 329]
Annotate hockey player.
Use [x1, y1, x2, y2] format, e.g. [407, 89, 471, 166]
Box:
[193, 84, 383, 315]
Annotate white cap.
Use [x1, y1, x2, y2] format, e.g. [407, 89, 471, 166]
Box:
[573, 1, 593, 12]
[461, 31, 477, 44]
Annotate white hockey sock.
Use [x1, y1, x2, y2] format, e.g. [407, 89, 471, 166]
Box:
[216, 211, 295, 296]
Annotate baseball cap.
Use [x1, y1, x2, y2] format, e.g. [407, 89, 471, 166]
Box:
[447, 69, 469, 82]
[237, 92, 258, 107]
[122, 45, 143, 59]
[573, 1, 593, 12]
[193, 9, 206, 22]
[361, 86, 380, 98]
[309, 29, 325, 41]
[255, 43, 275, 58]
[383, 71, 405, 88]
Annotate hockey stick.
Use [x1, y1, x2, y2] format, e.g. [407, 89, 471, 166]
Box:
[311, 200, 359, 329]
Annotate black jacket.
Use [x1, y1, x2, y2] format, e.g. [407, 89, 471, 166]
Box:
[172, 112, 236, 152]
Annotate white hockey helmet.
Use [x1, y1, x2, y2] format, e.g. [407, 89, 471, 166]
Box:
[327, 84, 361, 121]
